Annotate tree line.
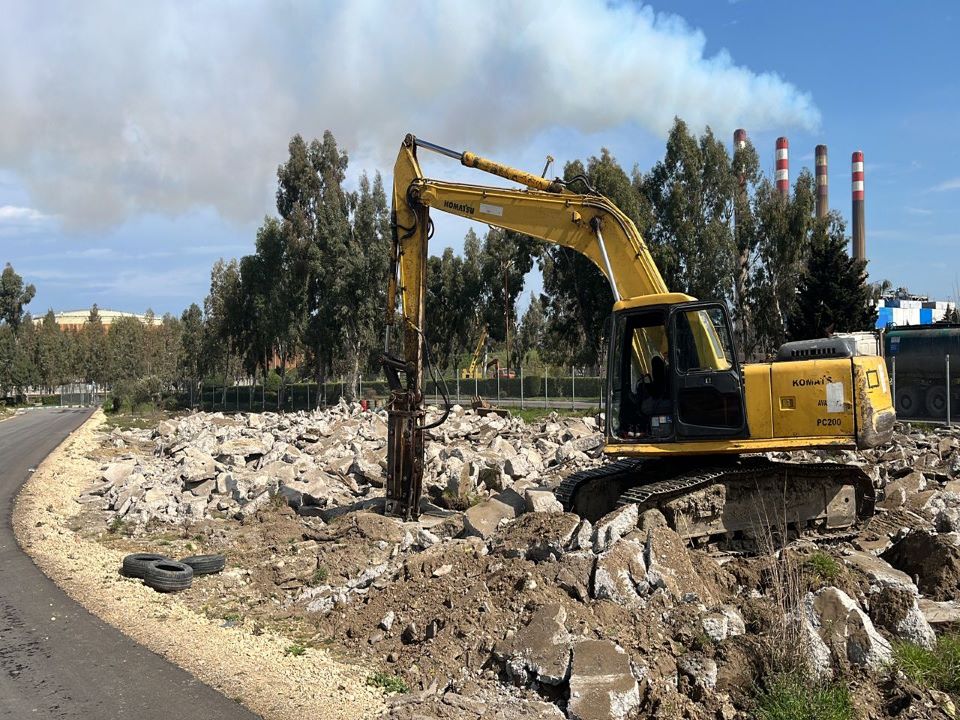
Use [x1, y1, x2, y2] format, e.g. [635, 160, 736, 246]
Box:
[0, 118, 876, 405]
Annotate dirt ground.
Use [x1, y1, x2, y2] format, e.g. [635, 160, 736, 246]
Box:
[17, 409, 960, 719]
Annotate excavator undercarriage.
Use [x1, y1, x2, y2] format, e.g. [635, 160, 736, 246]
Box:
[556, 456, 875, 549]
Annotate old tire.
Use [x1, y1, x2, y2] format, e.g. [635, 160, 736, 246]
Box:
[180, 554, 226, 575]
[122, 552, 172, 579]
[144, 559, 194, 593]
[925, 385, 949, 419]
[896, 385, 923, 418]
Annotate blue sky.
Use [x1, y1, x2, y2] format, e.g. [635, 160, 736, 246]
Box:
[1, 1, 956, 316]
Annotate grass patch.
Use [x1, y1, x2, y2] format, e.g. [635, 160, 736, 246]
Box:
[894, 634, 960, 694]
[107, 517, 127, 535]
[366, 671, 409, 694]
[102, 410, 173, 431]
[805, 551, 842, 582]
[754, 672, 853, 720]
[309, 567, 328, 586]
[284, 643, 307, 657]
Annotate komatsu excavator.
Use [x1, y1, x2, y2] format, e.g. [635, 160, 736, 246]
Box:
[381, 134, 895, 545]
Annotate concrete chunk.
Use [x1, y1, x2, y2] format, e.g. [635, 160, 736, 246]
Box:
[567, 640, 640, 720]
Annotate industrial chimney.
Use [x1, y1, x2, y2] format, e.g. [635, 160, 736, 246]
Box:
[815, 144, 828, 217]
[852, 150, 865, 261]
[775, 137, 789, 196]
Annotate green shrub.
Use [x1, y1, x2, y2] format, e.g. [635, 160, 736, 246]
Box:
[366, 671, 409, 694]
[894, 634, 960, 694]
[805, 551, 841, 582]
[284, 643, 306, 657]
[754, 673, 853, 720]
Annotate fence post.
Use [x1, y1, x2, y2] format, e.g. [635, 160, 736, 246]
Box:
[359, 375, 363, 402]
[948, 354, 952, 427]
[456, 374, 460, 405]
[341, 375, 344, 403]
[474, 373, 478, 400]
[571, 366, 575, 410]
[307, 383, 310, 410]
[497, 370, 501, 403]
[891, 356, 896, 410]
[544, 366, 549, 409]
[520, 366, 524, 410]
[262, 382, 265, 411]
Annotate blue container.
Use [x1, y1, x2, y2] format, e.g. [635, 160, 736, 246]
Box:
[920, 308, 934, 324]
[876, 307, 894, 329]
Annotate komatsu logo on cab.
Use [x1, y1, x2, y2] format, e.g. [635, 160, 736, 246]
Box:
[792, 375, 834, 387]
[443, 200, 474, 215]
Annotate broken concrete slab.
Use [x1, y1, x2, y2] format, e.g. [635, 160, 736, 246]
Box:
[494, 603, 571, 686]
[567, 640, 640, 720]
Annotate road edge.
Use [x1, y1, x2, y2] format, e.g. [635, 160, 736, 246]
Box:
[12, 410, 386, 720]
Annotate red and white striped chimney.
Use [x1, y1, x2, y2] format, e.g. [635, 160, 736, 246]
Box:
[775, 137, 790, 196]
[815, 144, 828, 217]
[852, 150, 865, 261]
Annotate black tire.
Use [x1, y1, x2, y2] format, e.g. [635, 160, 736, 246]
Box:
[179, 554, 226, 575]
[925, 385, 949, 419]
[144, 559, 194, 593]
[122, 552, 172, 579]
[895, 385, 923, 418]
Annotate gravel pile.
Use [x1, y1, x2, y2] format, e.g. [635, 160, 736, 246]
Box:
[84, 402, 604, 526]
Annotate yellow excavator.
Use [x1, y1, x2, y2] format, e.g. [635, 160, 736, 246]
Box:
[460, 327, 488, 380]
[381, 134, 895, 545]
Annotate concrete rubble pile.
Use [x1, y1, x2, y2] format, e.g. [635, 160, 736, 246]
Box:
[80, 412, 960, 719]
[83, 401, 604, 527]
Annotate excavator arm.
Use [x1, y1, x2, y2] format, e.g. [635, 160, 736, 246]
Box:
[382, 134, 674, 519]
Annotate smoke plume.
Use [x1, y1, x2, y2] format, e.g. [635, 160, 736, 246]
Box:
[1, 1, 820, 228]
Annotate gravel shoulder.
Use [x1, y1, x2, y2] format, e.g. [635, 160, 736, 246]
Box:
[13, 409, 386, 720]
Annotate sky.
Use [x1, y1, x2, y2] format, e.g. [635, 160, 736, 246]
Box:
[1, 1, 957, 317]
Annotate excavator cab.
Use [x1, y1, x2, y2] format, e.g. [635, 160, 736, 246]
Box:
[609, 299, 747, 444]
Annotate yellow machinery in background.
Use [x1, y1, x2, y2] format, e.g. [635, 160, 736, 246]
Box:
[380, 134, 895, 546]
[459, 327, 488, 380]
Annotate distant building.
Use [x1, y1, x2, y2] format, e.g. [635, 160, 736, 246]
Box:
[38, 309, 163, 331]
[876, 297, 955, 329]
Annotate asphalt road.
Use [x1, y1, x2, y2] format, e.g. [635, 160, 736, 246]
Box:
[0, 408, 260, 719]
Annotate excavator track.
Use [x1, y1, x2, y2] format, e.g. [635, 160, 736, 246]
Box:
[556, 457, 875, 550]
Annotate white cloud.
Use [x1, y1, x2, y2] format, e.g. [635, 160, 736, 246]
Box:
[906, 206, 933, 216]
[0, 205, 45, 222]
[932, 178, 960, 192]
[0, 1, 820, 229]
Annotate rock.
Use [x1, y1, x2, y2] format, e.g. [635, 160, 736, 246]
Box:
[448, 464, 478, 500]
[678, 654, 718, 694]
[882, 531, 960, 601]
[592, 504, 639, 554]
[802, 587, 892, 671]
[379, 611, 396, 631]
[877, 470, 926, 510]
[555, 551, 595, 602]
[644, 526, 714, 603]
[494, 603, 571, 686]
[524, 489, 563, 514]
[919, 598, 960, 629]
[101, 462, 136, 485]
[491, 512, 581, 562]
[567, 640, 640, 720]
[278, 473, 331, 509]
[217, 437, 268, 459]
[843, 550, 935, 648]
[504, 455, 532, 479]
[592, 539, 648, 606]
[639, 508, 668, 530]
[463, 498, 519, 539]
[870, 585, 936, 649]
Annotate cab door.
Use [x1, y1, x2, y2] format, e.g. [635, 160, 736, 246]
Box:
[669, 302, 748, 439]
